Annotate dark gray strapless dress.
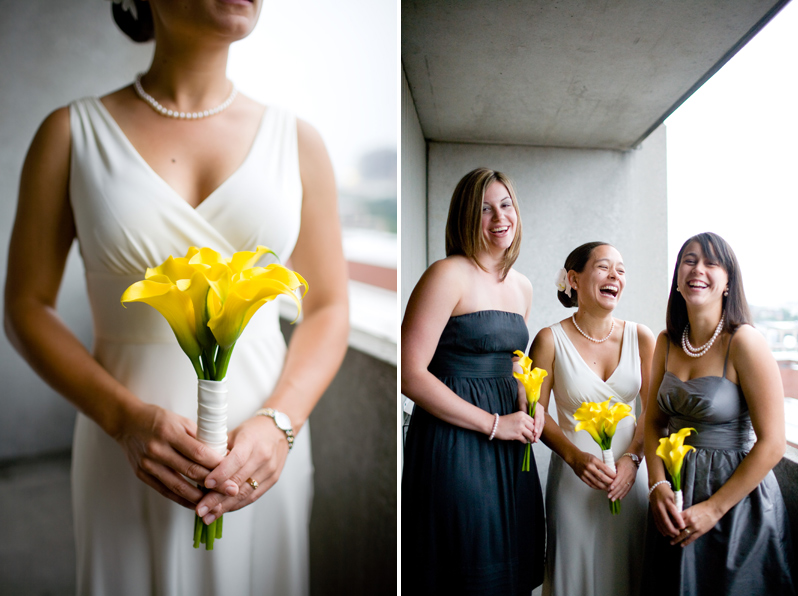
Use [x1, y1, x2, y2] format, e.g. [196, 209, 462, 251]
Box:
[642, 341, 795, 595]
[402, 311, 545, 595]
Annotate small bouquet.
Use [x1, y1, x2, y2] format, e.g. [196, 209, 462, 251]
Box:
[656, 428, 696, 512]
[121, 245, 307, 549]
[574, 398, 634, 514]
[512, 350, 547, 472]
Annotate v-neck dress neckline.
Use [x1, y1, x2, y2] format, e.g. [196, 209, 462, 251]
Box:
[91, 97, 269, 213]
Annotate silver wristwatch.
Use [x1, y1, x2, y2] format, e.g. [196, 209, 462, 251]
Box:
[621, 452, 640, 468]
[255, 408, 295, 452]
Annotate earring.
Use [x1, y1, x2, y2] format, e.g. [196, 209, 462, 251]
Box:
[724, 288, 729, 297]
[676, 286, 680, 293]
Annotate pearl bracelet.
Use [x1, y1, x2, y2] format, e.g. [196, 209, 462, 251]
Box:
[648, 479, 670, 499]
[488, 413, 499, 440]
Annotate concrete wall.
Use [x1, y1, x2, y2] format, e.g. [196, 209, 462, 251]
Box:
[425, 131, 669, 489]
[427, 127, 669, 342]
[0, 1, 152, 460]
[400, 67, 428, 315]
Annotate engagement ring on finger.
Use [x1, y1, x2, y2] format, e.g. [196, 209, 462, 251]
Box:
[684, 529, 691, 535]
[247, 477, 259, 490]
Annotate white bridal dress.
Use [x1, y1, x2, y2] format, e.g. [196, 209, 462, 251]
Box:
[68, 97, 313, 596]
[543, 321, 648, 596]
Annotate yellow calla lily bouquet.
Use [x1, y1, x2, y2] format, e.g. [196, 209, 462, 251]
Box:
[656, 428, 696, 512]
[574, 398, 634, 514]
[121, 245, 307, 549]
[512, 350, 547, 472]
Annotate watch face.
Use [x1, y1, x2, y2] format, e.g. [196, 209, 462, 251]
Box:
[274, 411, 292, 431]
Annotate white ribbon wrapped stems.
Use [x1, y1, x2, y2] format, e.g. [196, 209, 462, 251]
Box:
[197, 379, 228, 456]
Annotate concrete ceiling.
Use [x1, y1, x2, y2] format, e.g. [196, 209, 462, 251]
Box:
[402, 0, 790, 150]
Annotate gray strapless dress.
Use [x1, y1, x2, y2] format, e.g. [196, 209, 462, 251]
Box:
[641, 340, 794, 595]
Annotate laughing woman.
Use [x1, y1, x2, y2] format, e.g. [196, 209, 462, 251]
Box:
[4, 1, 348, 594]
[642, 232, 794, 595]
[529, 241, 654, 596]
[401, 168, 545, 595]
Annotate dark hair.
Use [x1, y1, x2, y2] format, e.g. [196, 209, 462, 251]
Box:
[557, 241, 611, 307]
[666, 232, 751, 345]
[112, 1, 154, 43]
[445, 168, 523, 281]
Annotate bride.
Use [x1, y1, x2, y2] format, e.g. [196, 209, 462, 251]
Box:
[4, 1, 348, 594]
[530, 241, 654, 596]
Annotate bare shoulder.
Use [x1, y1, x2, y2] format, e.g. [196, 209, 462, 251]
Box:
[509, 268, 533, 296]
[730, 324, 770, 359]
[31, 106, 71, 150]
[296, 117, 327, 157]
[635, 323, 656, 350]
[422, 256, 471, 289]
[532, 325, 554, 349]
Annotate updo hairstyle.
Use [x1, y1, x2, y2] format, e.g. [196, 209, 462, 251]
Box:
[557, 241, 610, 308]
[112, 1, 154, 43]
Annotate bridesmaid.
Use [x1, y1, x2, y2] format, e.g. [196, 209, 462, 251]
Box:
[401, 168, 545, 595]
[642, 232, 794, 595]
[530, 241, 654, 596]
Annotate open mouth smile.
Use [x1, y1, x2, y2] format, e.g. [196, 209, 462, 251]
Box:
[599, 285, 619, 298]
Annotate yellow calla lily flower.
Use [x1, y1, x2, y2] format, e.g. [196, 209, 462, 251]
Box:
[512, 350, 548, 409]
[602, 402, 634, 439]
[208, 264, 308, 350]
[512, 350, 548, 473]
[120, 276, 203, 369]
[574, 417, 604, 445]
[656, 428, 696, 490]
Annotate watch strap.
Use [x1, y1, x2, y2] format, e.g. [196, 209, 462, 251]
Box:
[255, 408, 295, 451]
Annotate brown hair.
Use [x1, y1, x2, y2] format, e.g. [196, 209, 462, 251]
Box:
[444, 168, 522, 280]
[666, 232, 751, 345]
[112, 1, 154, 43]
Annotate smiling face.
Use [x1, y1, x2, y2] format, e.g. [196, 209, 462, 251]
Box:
[480, 181, 518, 254]
[571, 245, 626, 310]
[677, 241, 729, 308]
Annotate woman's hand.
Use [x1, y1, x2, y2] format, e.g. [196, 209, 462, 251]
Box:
[670, 500, 723, 547]
[194, 416, 290, 524]
[493, 411, 537, 444]
[649, 482, 685, 538]
[568, 450, 616, 490]
[115, 402, 224, 509]
[607, 455, 637, 501]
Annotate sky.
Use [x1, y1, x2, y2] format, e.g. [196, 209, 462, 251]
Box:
[665, 1, 798, 308]
[227, 0, 397, 189]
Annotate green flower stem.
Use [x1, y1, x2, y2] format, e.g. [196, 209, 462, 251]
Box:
[215, 515, 224, 539]
[193, 514, 203, 548]
[214, 345, 235, 380]
[206, 520, 216, 550]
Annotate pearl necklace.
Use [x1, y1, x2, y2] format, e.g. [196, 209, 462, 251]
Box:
[571, 315, 615, 343]
[133, 73, 237, 120]
[681, 313, 725, 358]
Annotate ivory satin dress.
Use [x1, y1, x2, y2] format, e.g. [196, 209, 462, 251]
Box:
[68, 98, 313, 595]
[543, 321, 648, 596]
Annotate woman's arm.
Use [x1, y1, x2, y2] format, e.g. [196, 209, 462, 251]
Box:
[401, 259, 536, 444]
[644, 332, 685, 538]
[531, 328, 615, 491]
[676, 325, 786, 547]
[608, 323, 655, 501]
[197, 119, 350, 521]
[4, 108, 222, 509]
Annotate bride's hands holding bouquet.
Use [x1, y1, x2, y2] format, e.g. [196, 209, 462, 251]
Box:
[115, 401, 225, 509]
[194, 416, 291, 524]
